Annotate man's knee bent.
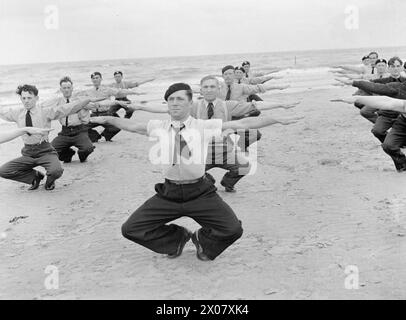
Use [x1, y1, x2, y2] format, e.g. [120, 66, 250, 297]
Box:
[0, 165, 14, 179]
[223, 222, 243, 240]
[382, 142, 398, 154]
[47, 167, 64, 179]
[121, 222, 144, 242]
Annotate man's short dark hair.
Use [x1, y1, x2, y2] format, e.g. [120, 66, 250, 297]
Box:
[388, 57, 403, 67]
[91, 72, 102, 79]
[60, 76, 73, 86]
[362, 56, 369, 61]
[114, 71, 123, 76]
[242, 61, 250, 66]
[375, 58, 387, 65]
[235, 66, 246, 73]
[16, 84, 38, 96]
[222, 65, 235, 74]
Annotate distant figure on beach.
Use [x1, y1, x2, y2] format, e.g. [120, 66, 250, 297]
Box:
[220, 65, 289, 102]
[332, 51, 380, 80]
[241, 60, 280, 80]
[109, 71, 155, 119]
[77, 72, 142, 142]
[334, 57, 406, 144]
[90, 83, 303, 261]
[0, 127, 52, 144]
[125, 76, 300, 192]
[49, 76, 96, 163]
[234, 66, 283, 86]
[0, 85, 103, 190]
[337, 58, 390, 81]
[331, 95, 406, 172]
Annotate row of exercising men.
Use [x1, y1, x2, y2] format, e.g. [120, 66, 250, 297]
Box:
[0, 82, 302, 262]
[332, 53, 406, 172]
[0, 65, 296, 191]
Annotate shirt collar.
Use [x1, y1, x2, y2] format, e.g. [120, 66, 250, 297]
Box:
[168, 116, 193, 131]
[204, 99, 219, 108]
[25, 105, 39, 114]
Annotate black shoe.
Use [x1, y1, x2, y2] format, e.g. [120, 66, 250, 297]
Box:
[78, 153, 90, 163]
[167, 228, 192, 259]
[45, 181, 55, 191]
[221, 181, 236, 193]
[397, 166, 406, 173]
[191, 231, 211, 261]
[28, 172, 44, 191]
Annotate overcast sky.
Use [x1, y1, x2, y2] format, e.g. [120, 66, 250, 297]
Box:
[0, 0, 405, 65]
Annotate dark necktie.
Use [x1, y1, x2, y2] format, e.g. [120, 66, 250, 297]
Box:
[26, 110, 33, 127]
[172, 124, 191, 165]
[65, 98, 70, 127]
[207, 102, 214, 119]
[238, 79, 241, 84]
[225, 85, 231, 101]
[25, 110, 33, 136]
[371, 66, 375, 74]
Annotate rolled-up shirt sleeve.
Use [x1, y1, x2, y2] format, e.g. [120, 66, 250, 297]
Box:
[44, 100, 86, 120]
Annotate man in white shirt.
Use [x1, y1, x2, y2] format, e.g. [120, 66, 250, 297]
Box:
[51, 76, 96, 163]
[0, 84, 102, 190]
[109, 71, 154, 119]
[90, 83, 302, 261]
[77, 72, 141, 142]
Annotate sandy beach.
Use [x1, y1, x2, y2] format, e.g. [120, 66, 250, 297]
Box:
[1, 88, 405, 300]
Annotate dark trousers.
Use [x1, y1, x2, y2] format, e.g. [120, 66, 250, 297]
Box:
[382, 116, 406, 170]
[113, 97, 134, 119]
[232, 102, 262, 150]
[371, 115, 398, 143]
[51, 125, 95, 162]
[0, 141, 63, 185]
[121, 176, 243, 260]
[205, 147, 251, 188]
[88, 110, 121, 142]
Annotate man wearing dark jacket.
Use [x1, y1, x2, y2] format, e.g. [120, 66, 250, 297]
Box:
[336, 57, 406, 143]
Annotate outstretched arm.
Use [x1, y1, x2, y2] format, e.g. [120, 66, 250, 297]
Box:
[115, 78, 155, 89]
[254, 100, 300, 111]
[89, 116, 148, 135]
[331, 96, 406, 113]
[222, 115, 303, 131]
[333, 65, 365, 74]
[0, 127, 52, 144]
[116, 88, 146, 96]
[263, 82, 290, 91]
[127, 103, 167, 113]
[47, 96, 107, 120]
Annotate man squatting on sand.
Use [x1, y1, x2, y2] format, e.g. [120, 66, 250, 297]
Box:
[332, 95, 406, 172]
[0, 84, 106, 190]
[90, 83, 303, 261]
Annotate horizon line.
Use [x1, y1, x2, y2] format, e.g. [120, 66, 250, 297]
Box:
[1, 44, 405, 68]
